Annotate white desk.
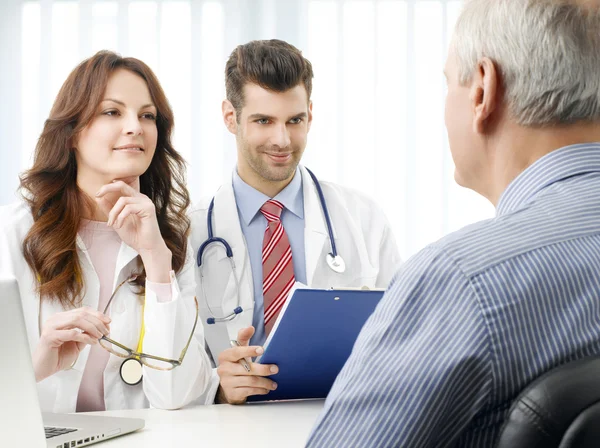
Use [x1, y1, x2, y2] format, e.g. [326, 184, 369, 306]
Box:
[89, 400, 325, 447]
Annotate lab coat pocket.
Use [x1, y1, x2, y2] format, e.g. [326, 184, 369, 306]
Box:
[350, 275, 378, 289]
[311, 241, 378, 289]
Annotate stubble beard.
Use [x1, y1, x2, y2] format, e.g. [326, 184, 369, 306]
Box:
[241, 139, 303, 182]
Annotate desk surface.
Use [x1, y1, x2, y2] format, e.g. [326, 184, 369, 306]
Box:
[89, 400, 324, 447]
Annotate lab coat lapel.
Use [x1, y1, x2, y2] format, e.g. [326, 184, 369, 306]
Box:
[40, 236, 100, 376]
[301, 166, 328, 285]
[106, 242, 141, 348]
[75, 234, 100, 309]
[40, 236, 105, 412]
[113, 242, 140, 289]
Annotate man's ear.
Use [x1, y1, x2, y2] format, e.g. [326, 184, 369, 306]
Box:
[307, 101, 313, 133]
[222, 100, 237, 135]
[471, 57, 499, 134]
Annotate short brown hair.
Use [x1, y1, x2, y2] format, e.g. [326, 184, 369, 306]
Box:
[225, 39, 314, 119]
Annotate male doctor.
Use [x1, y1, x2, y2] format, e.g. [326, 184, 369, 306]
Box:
[189, 39, 401, 404]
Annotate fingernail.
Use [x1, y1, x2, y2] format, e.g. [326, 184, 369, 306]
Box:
[256, 347, 264, 355]
[272, 382, 278, 390]
[95, 191, 100, 197]
[270, 366, 278, 374]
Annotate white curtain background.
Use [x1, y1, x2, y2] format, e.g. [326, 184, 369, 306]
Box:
[0, 0, 494, 260]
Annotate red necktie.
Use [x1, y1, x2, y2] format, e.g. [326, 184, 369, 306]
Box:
[260, 199, 296, 335]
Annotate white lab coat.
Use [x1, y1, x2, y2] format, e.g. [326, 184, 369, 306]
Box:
[0, 202, 212, 412]
[188, 165, 402, 404]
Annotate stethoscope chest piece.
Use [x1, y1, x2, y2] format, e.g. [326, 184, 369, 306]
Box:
[326, 253, 346, 274]
[120, 358, 143, 386]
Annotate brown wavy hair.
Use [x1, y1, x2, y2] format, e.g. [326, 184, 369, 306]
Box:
[20, 50, 191, 307]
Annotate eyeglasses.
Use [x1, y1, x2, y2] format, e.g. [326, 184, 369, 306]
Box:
[98, 276, 199, 371]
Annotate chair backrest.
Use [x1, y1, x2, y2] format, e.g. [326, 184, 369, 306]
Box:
[496, 355, 600, 448]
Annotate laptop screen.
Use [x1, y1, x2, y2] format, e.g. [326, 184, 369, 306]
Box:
[0, 276, 47, 447]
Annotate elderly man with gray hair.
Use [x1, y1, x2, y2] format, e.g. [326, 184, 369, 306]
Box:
[307, 0, 600, 446]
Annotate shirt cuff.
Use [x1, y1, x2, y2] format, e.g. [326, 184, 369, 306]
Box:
[146, 273, 174, 303]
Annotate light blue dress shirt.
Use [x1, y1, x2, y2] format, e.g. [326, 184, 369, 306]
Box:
[307, 143, 600, 447]
[232, 168, 306, 347]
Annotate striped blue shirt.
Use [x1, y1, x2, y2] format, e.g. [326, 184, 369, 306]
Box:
[307, 143, 600, 447]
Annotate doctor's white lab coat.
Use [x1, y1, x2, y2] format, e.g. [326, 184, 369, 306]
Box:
[189, 165, 402, 404]
[0, 202, 212, 413]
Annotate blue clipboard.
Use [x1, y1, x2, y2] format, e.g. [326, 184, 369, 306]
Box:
[247, 287, 385, 402]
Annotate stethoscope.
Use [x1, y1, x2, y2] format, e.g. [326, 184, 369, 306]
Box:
[196, 168, 346, 325]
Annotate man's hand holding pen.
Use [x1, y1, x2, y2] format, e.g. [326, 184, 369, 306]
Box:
[215, 326, 279, 404]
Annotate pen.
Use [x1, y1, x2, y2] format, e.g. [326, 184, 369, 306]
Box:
[230, 340, 251, 372]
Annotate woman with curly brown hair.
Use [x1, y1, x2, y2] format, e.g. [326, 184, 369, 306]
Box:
[0, 50, 211, 412]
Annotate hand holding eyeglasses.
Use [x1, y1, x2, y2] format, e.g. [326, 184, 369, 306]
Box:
[33, 274, 199, 386]
[32, 307, 111, 382]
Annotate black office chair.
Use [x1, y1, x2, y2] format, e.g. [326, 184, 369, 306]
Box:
[496, 355, 600, 448]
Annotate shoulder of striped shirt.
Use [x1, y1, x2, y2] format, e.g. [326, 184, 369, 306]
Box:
[430, 191, 595, 278]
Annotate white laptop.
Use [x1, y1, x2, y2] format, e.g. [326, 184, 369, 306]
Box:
[0, 277, 144, 447]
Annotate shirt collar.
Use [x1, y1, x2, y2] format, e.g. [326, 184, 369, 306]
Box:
[497, 143, 600, 216]
[232, 167, 304, 225]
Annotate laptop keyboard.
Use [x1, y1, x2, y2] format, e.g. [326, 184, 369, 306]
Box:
[44, 426, 78, 439]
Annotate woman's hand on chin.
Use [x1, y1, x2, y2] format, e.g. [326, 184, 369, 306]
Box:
[95, 178, 173, 282]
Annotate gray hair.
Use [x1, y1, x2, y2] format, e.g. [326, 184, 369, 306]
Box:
[453, 0, 600, 126]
